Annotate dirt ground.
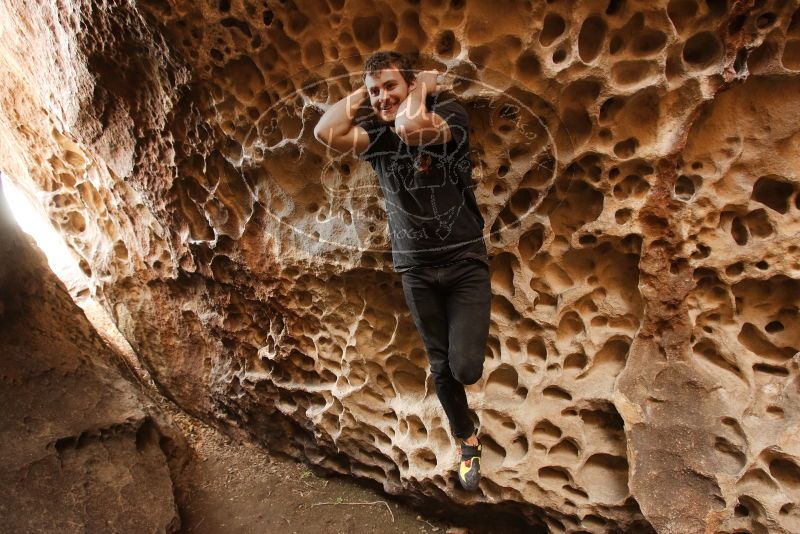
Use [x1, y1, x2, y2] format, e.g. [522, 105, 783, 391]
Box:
[167, 406, 455, 534]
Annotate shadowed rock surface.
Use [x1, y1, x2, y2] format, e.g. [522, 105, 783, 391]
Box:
[1, 1, 800, 532]
[0, 182, 184, 532]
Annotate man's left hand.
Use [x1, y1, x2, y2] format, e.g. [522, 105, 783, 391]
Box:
[416, 70, 448, 93]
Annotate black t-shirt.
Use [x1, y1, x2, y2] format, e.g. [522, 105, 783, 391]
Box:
[358, 93, 488, 272]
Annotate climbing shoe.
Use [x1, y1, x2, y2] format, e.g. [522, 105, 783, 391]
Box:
[457, 439, 481, 491]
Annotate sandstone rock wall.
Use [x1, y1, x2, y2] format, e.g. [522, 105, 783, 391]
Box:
[2, 0, 800, 532]
[0, 179, 184, 532]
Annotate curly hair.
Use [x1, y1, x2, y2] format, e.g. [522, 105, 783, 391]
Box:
[362, 51, 416, 85]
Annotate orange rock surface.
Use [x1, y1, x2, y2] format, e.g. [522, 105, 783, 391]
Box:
[2, 1, 799, 532]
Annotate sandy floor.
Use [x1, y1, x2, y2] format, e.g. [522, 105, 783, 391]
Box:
[167, 407, 454, 534]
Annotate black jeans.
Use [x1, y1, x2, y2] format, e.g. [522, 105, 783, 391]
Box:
[401, 258, 491, 440]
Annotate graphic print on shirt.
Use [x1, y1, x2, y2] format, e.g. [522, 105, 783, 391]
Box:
[360, 95, 475, 245]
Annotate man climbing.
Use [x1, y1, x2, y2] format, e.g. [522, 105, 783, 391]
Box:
[314, 51, 490, 491]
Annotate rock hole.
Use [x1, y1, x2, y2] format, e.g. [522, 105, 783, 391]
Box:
[527, 337, 547, 362]
[744, 209, 773, 238]
[737, 495, 768, 522]
[509, 188, 537, 216]
[516, 51, 541, 80]
[578, 16, 607, 62]
[435, 30, 459, 58]
[782, 40, 800, 70]
[599, 97, 624, 124]
[682, 31, 723, 69]
[490, 253, 517, 296]
[508, 434, 529, 463]
[543, 385, 573, 401]
[667, 0, 697, 33]
[756, 12, 777, 29]
[733, 48, 748, 74]
[730, 215, 748, 246]
[411, 448, 437, 469]
[533, 420, 563, 441]
[674, 174, 697, 200]
[519, 225, 545, 263]
[739, 467, 779, 490]
[767, 405, 785, 418]
[714, 436, 746, 472]
[563, 485, 590, 501]
[549, 438, 581, 461]
[580, 453, 629, 502]
[765, 320, 784, 333]
[557, 312, 585, 342]
[480, 434, 506, 470]
[609, 34, 625, 55]
[539, 466, 572, 486]
[262, 9, 274, 26]
[613, 138, 638, 158]
[611, 60, 655, 86]
[738, 323, 795, 361]
[386, 355, 426, 396]
[505, 337, 521, 355]
[734, 501, 749, 517]
[706, 0, 727, 18]
[606, 0, 624, 15]
[790, 7, 800, 35]
[752, 175, 793, 214]
[615, 208, 632, 224]
[560, 108, 592, 145]
[613, 174, 649, 200]
[770, 458, 800, 489]
[580, 338, 629, 381]
[405, 415, 428, 439]
[485, 365, 520, 398]
[633, 29, 667, 56]
[540, 13, 566, 46]
[352, 16, 381, 49]
[220, 18, 252, 38]
[468, 45, 491, 69]
[693, 338, 744, 381]
[725, 262, 744, 276]
[579, 404, 624, 431]
[492, 295, 522, 322]
[753, 363, 788, 377]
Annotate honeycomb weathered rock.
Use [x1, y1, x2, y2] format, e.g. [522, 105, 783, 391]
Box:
[1, 0, 800, 532]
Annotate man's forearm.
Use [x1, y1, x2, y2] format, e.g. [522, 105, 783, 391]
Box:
[314, 86, 368, 142]
[396, 84, 431, 130]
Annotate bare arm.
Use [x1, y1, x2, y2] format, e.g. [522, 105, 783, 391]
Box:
[313, 86, 371, 155]
[395, 71, 452, 146]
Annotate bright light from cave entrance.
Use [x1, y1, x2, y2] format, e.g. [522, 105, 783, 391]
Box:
[1, 172, 141, 371]
[1, 172, 83, 281]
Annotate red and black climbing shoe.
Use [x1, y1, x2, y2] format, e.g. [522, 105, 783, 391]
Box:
[457, 439, 481, 491]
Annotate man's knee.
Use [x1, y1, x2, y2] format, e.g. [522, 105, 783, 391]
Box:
[451, 360, 483, 385]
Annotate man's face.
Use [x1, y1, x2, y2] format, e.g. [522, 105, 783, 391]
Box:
[364, 67, 415, 123]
